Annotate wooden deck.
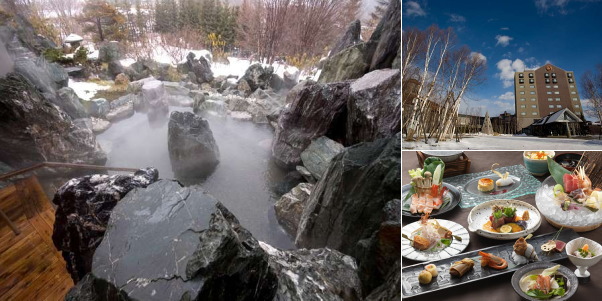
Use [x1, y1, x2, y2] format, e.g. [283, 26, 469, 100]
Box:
[0, 176, 73, 301]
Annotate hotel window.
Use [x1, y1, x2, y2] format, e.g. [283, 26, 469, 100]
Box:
[521, 112, 526, 116]
[552, 79, 557, 84]
[547, 91, 552, 94]
[570, 85, 575, 88]
[545, 79, 550, 84]
[520, 105, 526, 108]
[569, 78, 574, 83]
[529, 73, 534, 78]
[520, 98, 526, 101]
[575, 105, 580, 108]
[530, 85, 535, 88]
[519, 73, 524, 78]
[552, 73, 556, 78]
[549, 105, 554, 108]
[545, 73, 550, 78]
[530, 91, 536, 94]
[557, 105, 562, 108]
[572, 97, 578, 101]
[548, 98, 553, 101]
[519, 79, 524, 84]
[531, 105, 537, 108]
[553, 85, 558, 88]
[529, 79, 535, 84]
[531, 98, 536, 101]
[520, 91, 525, 94]
[532, 112, 538, 115]
[546, 85, 551, 88]
[556, 98, 561, 101]
[567, 73, 573, 78]
[554, 91, 560, 94]
[519, 85, 524, 88]
[571, 91, 576, 94]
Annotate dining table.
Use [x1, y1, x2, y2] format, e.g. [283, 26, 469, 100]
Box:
[402, 151, 602, 301]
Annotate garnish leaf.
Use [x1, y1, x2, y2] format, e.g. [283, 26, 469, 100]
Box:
[440, 239, 452, 246]
[547, 156, 571, 187]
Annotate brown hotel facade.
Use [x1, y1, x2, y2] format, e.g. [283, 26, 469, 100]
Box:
[514, 63, 583, 130]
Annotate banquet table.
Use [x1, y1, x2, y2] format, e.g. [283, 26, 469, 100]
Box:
[402, 151, 602, 301]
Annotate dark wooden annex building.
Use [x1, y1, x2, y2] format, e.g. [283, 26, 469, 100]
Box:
[529, 108, 588, 137]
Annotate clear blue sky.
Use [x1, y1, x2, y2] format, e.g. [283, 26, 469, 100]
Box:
[402, 0, 602, 118]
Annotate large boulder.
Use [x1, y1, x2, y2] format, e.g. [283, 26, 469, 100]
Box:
[0, 73, 106, 168]
[65, 179, 279, 300]
[367, 0, 401, 71]
[239, 63, 274, 95]
[97, 41, 122, 63]
[164, 81, 195, 107]
[90, 117, 111, 134]
[271, 81, 349, 167]
[282, 66, 300, 89]
[300, 136, 344, 180]
[274, 183, 314, 237]
[105, 95, 135, 122]
[346, 69, 401, 144]
[365, 260, 401, 301]
[86, 98, 110, 118]
[55, 87, 88, 119]
[318, 43, 371, 84]
[168, 111, 220, 178]
[295, 134, 401, 295]
[180, 52, 214, 84]
[14, 56, 69, 96]
[260, 242, 363, 301]
[141, 80, 168, 108]
[330, 20, 362, 57]
[51, 168, 159, 282]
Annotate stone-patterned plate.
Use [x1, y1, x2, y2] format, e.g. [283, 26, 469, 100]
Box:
[511, 262, 578, 301]
[402, 219, 470, 262]
[467, 199, 542, 240]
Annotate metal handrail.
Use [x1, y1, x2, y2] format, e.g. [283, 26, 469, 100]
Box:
[0, 162, 139, 182]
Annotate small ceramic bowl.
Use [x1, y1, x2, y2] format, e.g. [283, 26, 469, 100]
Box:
[566, 237, 602, 277]
[554, 153, 587, 172]
[523, 151, 555, 176]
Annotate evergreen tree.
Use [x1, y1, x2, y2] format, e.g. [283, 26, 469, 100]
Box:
[80, 0, 127, 42]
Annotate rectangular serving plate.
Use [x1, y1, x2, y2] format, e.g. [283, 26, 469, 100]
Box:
[402, 228, 579, 298]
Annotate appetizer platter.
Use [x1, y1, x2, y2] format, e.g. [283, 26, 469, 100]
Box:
[467, 199, 542, 240]
[535, 157, 602, 232]
[511, 262, 578, 301]
[401, 215, 470, 261]
[464, 164, 522, 196]
[401, 228, 580, 298]
[402, 157, 462, 217]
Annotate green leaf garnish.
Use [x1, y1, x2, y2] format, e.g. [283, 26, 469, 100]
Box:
[440, 239, 451, 246]
[503, 207, 517, 218]
[493, 210, 504, 219]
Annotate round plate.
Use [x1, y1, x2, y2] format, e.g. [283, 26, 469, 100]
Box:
[464, 175, 522, 196]
[401, 183, 462, 218]
[467, 199, 542, 240]
[401, 219, 470, 261]
[511, 262, 578, 301]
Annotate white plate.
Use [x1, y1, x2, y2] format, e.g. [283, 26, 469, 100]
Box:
[401, 219, 470, 261]
[467, 199, 542, 240]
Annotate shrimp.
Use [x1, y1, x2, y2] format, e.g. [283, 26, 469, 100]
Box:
[479, 251, 508, 270]
[575, 166, 592, 194]
[536, 275, 551, 294]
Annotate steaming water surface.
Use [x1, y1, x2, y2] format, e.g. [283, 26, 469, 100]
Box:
[97, 107, 295, 249]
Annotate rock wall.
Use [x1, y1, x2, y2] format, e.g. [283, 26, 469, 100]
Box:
[52, 168, 159, 282]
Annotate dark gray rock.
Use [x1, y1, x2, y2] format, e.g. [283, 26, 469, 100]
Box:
[191, 90, 206, 113]
[239, 63, 274, 95]
[300, 136, 344, 180]
[282, 67, 300, 89]
[107, 60, 123, 78]
[260, 242, 363, 301]
[98, 41, 122, 63]
[55, 87, 88, 119]
[51, 168, 159, 282]
[346, 69, 401, 144]
[270, 73, 284, 91]
[330, 20, 362, 57]
[365, 259, 400, 301]
[295, 134, 401, 295]
[14, 56, 69, 95]
[181, 52, 214, 84]
[64, 66, 86, 78]
[0, 73, 106, 168]
[68, 180, 278, 301]
[86, 98, 110, 118]
[168, 111, 220, 178]
[318, 42, 371, 84]
[106, 98, 134, 122]
[271, 81, 349, 167]
[367, 0, 400, 71]
[296, 165, 316, 184]
[272, 170, 304, 197]
[274, 183, 314, 237]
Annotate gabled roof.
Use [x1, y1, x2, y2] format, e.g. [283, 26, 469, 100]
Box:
[532, 108, 582, 126]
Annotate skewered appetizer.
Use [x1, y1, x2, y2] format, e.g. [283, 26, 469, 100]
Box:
[548, 157, 601, 211]
[519, 265, 567, 299]
[478, 178, 494, 192]
[449, 258, 475, 277]
[483, 205, 530, 233]
[403, 214, 462, 252]
[405, 158, 450, 215]
[479, 251, 508, 270]
[512, 234, 539, 265]
[491, 163, 514, 186]
[540, 227, 566, 253]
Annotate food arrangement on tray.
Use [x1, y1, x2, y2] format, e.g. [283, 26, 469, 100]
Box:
[467, 199, 542, 240]
[401, 215, 470, 261]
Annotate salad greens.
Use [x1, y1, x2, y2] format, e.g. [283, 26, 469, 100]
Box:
[403, 157, 446, 204]
[526, 288, 566, 299]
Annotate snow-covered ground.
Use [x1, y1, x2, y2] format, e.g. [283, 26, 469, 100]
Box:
[68, 79, 110, 101]
[403, 135, 602, 150]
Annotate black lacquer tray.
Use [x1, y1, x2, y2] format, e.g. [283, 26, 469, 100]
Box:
[402, 228, 580, 298]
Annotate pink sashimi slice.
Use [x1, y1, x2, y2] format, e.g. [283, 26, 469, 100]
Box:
[555, 240, 566, 252]
[563, 174, 579, 193]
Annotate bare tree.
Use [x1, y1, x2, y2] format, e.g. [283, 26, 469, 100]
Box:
[157, 26, 205, 64]
[581, 64, 602, 126]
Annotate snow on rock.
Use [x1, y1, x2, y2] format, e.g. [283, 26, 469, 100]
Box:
[120, 58, 136, 67]
[68, 79, 110, 101]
